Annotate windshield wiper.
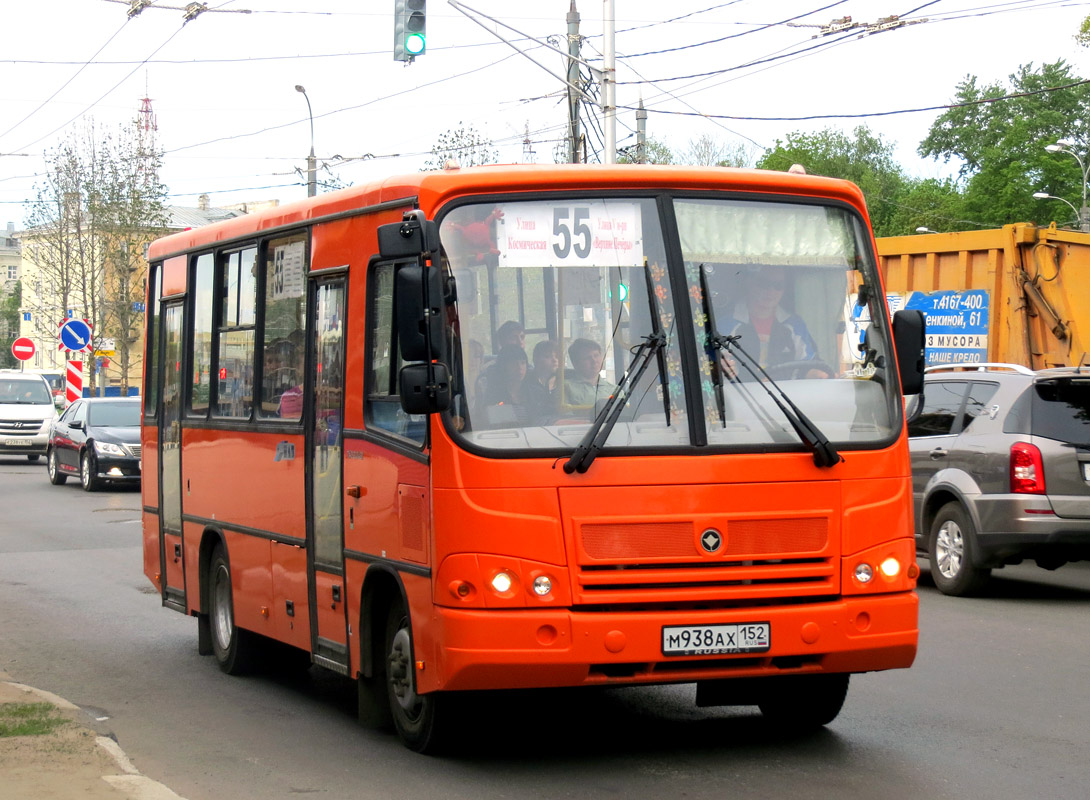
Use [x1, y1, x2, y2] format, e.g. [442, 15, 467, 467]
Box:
[720, 336, 841, 468]
[698, 265, 727, 426]
[564, 266, 670, 474]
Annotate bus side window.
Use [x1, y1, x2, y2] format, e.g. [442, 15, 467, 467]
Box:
[366, 262, 426, 445]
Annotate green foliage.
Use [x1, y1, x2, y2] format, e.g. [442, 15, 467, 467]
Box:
[618, 136, 675, 164]
[756, 125, 910, 236]
[919, 60, 1090, 227]
[0, 702, 67, 738]
[0, 280, 22, 370]
[423, 123, 498, 170]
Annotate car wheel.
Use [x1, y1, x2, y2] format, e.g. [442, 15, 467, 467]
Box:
[80, 450, 100, 492]
[929, 502, 990, 597]
[385, 602, 447, 753]
[27, 454, 40, 462]
[47, 449, 67, 485]
[208, 543, 258, 675]
[758, 673, 850, 731]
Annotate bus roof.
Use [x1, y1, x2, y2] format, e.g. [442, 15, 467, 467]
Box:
[148, 164, 869, 261]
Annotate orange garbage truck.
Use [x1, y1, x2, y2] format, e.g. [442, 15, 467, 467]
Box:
[876, 223, 1089, 370]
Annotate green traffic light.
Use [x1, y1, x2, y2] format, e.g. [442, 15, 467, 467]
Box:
[405, 32, 425, 55]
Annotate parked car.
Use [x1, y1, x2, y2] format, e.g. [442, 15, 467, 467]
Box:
[47, 397, 141, 491]
[0, 371, 57, 461]
[908, 364, 1090, 596]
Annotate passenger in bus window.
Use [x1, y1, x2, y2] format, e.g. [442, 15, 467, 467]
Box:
[720, 266, 829, 379]
[524, 340, 560, 423]
[476, 345, 529, 426]
[564, 338, 606, 409]
[495, 320, 525, 351]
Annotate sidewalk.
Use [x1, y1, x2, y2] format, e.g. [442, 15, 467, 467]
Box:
[0, 673, 184, 800]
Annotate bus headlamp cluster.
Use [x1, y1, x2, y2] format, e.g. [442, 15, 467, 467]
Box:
[852, 555, 917, 588]
[437, 555, 569, 608]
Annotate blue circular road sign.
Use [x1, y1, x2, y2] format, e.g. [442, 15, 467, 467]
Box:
[59, 319, 93, 352]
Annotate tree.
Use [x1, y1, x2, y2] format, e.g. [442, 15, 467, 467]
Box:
[678, 134, 753, 168]
[756, 125, 910, 236]
[23, 119, 166, 394]
[423, 123, 498, 170]
[618, 136, 674, 165]
[919, 60, 1090, 228]
[0, 281, 21, 370]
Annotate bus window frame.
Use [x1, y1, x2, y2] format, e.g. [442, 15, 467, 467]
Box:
[186, 251, 216, 420]
[143, 260, 162, 421]
[363, 256, 430, 453]
[432, 188, 904, 461]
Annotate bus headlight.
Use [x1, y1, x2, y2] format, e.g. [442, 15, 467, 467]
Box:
[879, 557, 901, 578]
[532, 575, 553, 597]
[490, 571, 513, 594]
[854, 562, 874, 583]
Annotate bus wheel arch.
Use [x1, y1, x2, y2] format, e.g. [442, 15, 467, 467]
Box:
[356, 565, 404, 730]
[195, 528, 224, 656]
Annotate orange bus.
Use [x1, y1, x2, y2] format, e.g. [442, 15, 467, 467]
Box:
[142, 164, 925, 752]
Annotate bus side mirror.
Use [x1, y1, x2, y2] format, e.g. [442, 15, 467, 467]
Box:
[399, 363, 451, 415]
[378, 210, 439, 259]
[396, 264, 444, 363]
[893, 309, 926, 395]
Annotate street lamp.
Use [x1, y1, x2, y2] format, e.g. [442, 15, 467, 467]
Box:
[1044, 140, 1089, 232]
[915, 227, 937, 234]
[1032, 191, 1081, 227]
[295, 84, 316, 198]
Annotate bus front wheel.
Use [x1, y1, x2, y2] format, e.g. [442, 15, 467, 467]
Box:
[758, 673, 849, 730]
[208, 544, 258, 675]
[385, 602, 445, 753]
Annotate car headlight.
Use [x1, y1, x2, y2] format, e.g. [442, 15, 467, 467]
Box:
[94, 440, 127, 457]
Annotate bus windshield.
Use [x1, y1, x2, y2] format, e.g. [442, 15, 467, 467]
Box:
[439, 195, 898, 454]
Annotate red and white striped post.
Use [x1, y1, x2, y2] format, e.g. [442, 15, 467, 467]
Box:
[66, 360, 83, 407]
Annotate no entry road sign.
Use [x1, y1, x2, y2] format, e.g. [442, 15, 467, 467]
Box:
[11, 337, 35, 361]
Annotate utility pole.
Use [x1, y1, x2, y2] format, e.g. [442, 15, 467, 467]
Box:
[602, 0, 616, 164]
[566, 1, 582, 164]
[636, 97, 647, 164]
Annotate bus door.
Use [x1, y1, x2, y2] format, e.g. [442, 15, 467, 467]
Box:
[158, 301, 186, 611]
[306, 276, 349, 674]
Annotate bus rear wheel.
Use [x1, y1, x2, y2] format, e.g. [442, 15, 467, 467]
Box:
[385, 602, 446, 753]
[758, 673, 849, 731]
[208, 544, 258, 675]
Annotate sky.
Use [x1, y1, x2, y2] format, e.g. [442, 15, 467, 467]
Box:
[1, 0, 1088, 226]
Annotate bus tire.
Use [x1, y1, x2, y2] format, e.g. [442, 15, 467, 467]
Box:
[929, 502, 990, 597]
[47, 449, 67, 485]
[758, 673, 849, 730]
[385, 602, 445, 752]
[208, 543, 258, 675]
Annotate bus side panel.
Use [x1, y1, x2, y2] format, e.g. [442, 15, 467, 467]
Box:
[141, 422, 160, 590]
[182, 428, 306, 541]
[271, 541, 310, 649]
[225, 530, 273, 637]
[342, 440, 430, 564]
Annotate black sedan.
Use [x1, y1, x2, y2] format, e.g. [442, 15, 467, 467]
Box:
[47, 397, 141, 491]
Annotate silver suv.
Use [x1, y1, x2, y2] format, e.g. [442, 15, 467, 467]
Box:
[909, 364, 1090, 595]
[0, 371, 58, 461]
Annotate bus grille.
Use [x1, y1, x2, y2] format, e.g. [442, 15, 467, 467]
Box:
[573, 518, 836, 604]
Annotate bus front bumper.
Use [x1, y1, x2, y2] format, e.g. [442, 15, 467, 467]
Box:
[421, 592, 918, 693]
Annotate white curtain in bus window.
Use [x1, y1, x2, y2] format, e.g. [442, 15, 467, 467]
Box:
[259, 234, 307, 419]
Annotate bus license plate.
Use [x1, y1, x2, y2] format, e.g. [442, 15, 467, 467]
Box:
[3, 439, 31, 447]
[662, 622, 770, 656]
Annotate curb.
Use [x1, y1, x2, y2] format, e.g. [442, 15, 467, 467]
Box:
[2, 681, 186, 800]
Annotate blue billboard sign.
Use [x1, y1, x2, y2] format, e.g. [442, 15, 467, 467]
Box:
[904, 290, 989, 365]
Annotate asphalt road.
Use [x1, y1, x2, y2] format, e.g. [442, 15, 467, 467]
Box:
[2, 455, 1089, 800]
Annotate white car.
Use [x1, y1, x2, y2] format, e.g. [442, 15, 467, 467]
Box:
[0, 371, 58, 461]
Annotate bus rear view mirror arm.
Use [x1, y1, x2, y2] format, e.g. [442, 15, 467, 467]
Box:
[378, 210, 439, 259]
